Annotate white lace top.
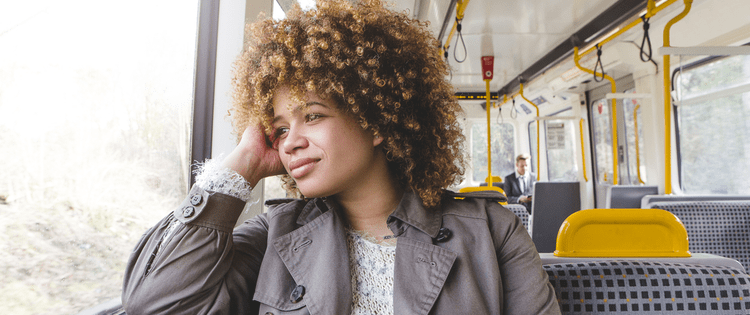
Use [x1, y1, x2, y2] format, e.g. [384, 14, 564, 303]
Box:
[194, 158, 255, 202]
[346, 229, 396, 315]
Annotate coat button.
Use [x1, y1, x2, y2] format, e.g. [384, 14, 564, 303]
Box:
[182, 206, 195, 218]
[435, 227, 452, 242]
[190, 194, 203, 206]
[290, 285, 305, 303]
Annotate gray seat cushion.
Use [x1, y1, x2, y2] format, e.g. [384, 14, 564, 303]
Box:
[544, 260, 750, 314]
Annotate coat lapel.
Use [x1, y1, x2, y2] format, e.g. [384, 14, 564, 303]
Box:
[393, 237, 457, 315]
[270, 192, 462, 315]
[273, 200, 352, 315]
[389, 191, 458, 315]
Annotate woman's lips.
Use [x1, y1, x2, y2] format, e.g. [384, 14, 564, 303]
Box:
[288, 158, 318, 178]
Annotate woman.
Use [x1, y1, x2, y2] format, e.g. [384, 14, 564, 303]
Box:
[122, 0, 559, 314]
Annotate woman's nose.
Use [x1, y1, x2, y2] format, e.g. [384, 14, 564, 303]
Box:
[282, 126, 308, 154]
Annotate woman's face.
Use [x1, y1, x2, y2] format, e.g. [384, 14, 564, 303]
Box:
[271, 87, 383, 198]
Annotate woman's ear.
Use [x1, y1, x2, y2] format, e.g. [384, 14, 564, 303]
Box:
[373, 134, 383, 146]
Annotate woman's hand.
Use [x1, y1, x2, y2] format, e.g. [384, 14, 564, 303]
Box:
[222, 124, 286, 188]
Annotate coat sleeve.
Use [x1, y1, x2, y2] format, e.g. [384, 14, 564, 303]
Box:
[122, 185, 268, 314]
[488, 202, 560, 315]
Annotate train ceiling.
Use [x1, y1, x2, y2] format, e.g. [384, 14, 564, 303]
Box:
[395, 0, 630, 94]
[278, 0, 651, 96]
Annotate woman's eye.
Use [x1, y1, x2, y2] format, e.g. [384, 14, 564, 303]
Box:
[305, 113, 322, 122]
[274, 127, 289, 138]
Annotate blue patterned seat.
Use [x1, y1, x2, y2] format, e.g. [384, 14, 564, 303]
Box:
[649, 201, 750, 272]
[544, 260, 750, 314]
[504, 204, 530, 235]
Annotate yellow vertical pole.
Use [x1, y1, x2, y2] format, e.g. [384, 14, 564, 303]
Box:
[580, 118, 589, 182]
[611, 92, 619, 185]
[662, 0, 692, 194]
[573, 46, 618, 184]
[519, 82, 540, 182]
[485, 79, 493, 186]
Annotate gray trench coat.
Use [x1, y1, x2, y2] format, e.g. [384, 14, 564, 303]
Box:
[122, 187, 560, 314]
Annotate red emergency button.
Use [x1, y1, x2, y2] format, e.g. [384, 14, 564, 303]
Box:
[481, 56, 494, 80]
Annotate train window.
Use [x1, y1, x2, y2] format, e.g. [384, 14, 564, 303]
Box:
[674, 54, 750, 194]
[545, 109, 579, 182]
[621, 89, 647, 185]
[591, 98, 614, 184]
[263, 0, 290, 201]
[0, 1, 199, 313]
[471, 121, 515, 183]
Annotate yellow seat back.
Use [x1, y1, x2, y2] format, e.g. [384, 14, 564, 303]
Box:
[458, 186, 508, 205]
[485, 175, 502, 183]
[554, 208, 691, 258]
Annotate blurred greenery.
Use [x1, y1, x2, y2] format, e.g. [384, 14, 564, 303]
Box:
[471, 122, 515, 183]
[677, 55, 750, 194]
[0, 0, 198, 313]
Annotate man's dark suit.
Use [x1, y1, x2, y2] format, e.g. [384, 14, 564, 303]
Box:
[504, 172, 536, 213]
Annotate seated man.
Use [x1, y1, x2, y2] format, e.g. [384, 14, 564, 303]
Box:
[504, 154, 535, 213]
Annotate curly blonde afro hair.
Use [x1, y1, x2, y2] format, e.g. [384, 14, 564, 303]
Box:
[230, 0, 465, 207]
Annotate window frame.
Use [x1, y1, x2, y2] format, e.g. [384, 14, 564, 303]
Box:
[527, 120, 538, 175]
[190, 0, 221, 188]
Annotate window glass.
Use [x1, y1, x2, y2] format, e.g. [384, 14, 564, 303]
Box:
[528, 121, 538, 174]
[0, 1, 199, 313]
[273, 0, 286, 20]
[677, 55, 750, 99]
[264, 176, 288, 199]
[545, 109, 578, 182]
[264, 0, 290, 201]
[471, 121, 515, 183]
[591, 99, 613, 184]
[675, 55, 750, 194]
[621, 89, 647, 185]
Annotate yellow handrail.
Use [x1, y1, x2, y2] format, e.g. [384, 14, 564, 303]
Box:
[518, 82, 540, 182]
[579, 118, 589, 182]
[497, 1, 676, 114]
[662, 0, 693, 194]
[485, 79, 493, 186]
[440, 0, 471, 57]
[578, 0, 676, 58]
[633, 104, 645, 184]
[574, 46, 619, 185]
[496, 0, 679, 185]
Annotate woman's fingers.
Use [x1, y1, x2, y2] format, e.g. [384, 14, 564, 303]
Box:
[223, 124, 286, 186]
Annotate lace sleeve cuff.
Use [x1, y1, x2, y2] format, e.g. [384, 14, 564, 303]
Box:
[194, 158, 255, 203]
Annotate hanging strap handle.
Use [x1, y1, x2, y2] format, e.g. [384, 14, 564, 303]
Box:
[640, 16, 653, 62]
[453, 18, 467, 63]
[593, 44, 605, 82]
